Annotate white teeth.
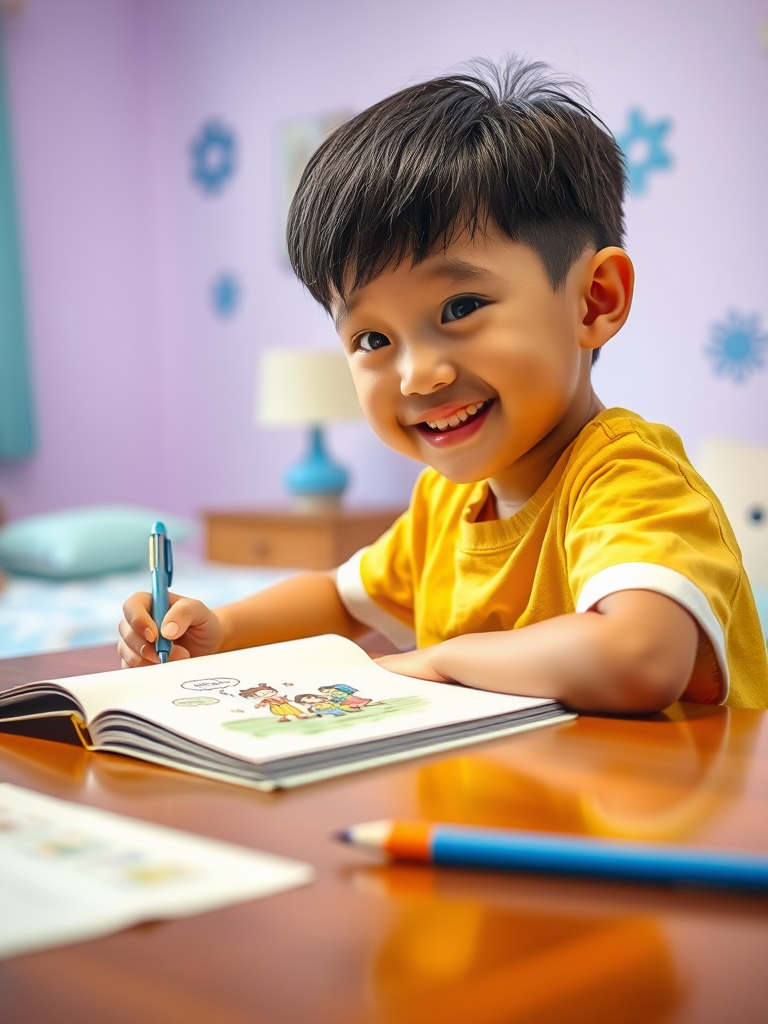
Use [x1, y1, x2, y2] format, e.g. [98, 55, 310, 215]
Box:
[424, 400, 487, 431]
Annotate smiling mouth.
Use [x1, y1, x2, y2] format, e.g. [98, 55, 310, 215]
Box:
[413, 399, 494, 445]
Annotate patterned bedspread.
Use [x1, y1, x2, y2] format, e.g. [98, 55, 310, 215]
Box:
[0, 558, 295, 659]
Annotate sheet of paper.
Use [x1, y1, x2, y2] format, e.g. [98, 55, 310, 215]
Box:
[0, 784, 314, 960]
[62, 634, 554, 765]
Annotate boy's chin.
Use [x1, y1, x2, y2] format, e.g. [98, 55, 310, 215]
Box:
[421, 457, 493, 485]
[385, 432, 496, 483]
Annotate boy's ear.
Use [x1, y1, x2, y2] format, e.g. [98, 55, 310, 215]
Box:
[579, 247, 634, 352]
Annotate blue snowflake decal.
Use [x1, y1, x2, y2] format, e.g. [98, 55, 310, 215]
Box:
[211, 273, 241, 317]
[706, 311, 767, 383]
[190, 120, 236, 194]
[617, 109, 673, 195]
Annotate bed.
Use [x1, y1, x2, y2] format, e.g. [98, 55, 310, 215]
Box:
[0, 557, 296, 659]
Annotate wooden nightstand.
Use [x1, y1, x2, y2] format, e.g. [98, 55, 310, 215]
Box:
[204, 508, 404, 570]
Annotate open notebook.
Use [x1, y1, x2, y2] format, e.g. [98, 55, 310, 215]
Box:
[0, 634, 574, 789]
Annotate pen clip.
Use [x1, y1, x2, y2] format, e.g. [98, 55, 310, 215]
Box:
[165, 536, 173, 587]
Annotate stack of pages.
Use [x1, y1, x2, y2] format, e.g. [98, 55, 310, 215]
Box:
[0, 634, 574, 789]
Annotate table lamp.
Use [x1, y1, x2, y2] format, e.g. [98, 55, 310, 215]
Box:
[256, 349, 364, 512]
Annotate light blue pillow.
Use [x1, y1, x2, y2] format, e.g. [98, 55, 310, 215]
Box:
[0, 505, 196, 579]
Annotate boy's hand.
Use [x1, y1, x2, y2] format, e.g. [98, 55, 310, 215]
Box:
[118, 592, 223, 668]
[375, 648, 450, 683]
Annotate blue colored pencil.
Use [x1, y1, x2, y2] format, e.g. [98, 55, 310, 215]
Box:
[335, 820, 768, 891]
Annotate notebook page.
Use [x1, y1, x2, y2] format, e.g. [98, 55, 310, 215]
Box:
[0, 783, 313, 960]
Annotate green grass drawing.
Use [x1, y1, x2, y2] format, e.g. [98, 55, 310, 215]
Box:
[222, 696, 431, 740]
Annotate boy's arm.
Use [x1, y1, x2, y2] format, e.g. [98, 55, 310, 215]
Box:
[216, 572, 368, 650]
[377, 589, 700, 714]
[118, 572, 367, 668]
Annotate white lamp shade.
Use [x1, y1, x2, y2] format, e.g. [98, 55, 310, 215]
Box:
[256, 349, 363, 426]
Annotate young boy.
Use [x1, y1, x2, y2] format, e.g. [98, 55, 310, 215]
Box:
[119, 58, 768, 712]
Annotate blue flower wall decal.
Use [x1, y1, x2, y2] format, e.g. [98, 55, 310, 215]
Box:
[211, 273, 241, 317]
[191, 120, 237, 194]
[706, 311, 767, 383]
[617, 109, 673, 195]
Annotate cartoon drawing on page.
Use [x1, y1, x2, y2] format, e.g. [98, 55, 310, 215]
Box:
[316, 683, 384, 712]
[237, 684, 311, 722]
[172, 677, 299, 715]
[173, 676, 246, 711]
[171, 676, 434, 737]
[223, 689, 433, 739]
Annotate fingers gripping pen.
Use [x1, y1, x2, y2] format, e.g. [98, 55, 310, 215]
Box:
[149, 521, 173, 664]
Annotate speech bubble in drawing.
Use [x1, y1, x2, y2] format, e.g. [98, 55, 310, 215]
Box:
[173, 696, 220, 707]
[181, 677, 240, 692]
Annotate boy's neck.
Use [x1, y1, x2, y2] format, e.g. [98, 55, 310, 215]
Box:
[488, 388, 605, 512]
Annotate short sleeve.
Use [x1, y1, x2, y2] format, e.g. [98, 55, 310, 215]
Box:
[566, 437, 741, 702]
[335, 508, 417, 650]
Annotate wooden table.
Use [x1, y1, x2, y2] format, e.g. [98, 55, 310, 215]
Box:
[2, 646, 768, 1024]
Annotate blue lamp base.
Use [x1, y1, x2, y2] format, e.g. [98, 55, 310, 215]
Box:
[285, 426, 349, 512]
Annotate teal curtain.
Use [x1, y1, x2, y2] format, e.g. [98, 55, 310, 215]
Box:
[0, 22, 35, 459]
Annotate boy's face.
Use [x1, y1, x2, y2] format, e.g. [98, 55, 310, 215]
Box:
[332, 227, 601, 498]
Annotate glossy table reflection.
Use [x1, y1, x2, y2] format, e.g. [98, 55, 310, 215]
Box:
[1, 645, 767, 1024]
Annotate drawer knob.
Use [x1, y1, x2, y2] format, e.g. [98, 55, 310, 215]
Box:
[251, 539, 272, 558]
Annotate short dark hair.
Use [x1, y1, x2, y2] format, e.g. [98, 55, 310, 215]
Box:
[287, 57, 627, 363]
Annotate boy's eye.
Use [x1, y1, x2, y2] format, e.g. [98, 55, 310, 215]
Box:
[442, 296, 485, 322]
[356, 331, 391, 352]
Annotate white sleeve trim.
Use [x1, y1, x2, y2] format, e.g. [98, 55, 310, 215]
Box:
[575, 562, 729, 702]
[335, 548, 416, 651]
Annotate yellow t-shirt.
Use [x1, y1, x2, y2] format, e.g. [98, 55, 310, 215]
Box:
[337, 409, 768, 710]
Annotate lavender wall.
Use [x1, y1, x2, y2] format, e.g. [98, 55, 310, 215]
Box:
[0, 0, 163, 518]
[1, 0, 766, 523]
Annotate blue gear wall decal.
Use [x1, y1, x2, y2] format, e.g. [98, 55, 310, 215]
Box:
[617, 109, 673, 195]
[705, 311, 767, 383]
[211, 273, 241, 317]
[190, 120, 237, 195]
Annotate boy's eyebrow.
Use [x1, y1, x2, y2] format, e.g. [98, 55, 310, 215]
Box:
[334, 258, 497, 330]
[422, 256, 499, 284]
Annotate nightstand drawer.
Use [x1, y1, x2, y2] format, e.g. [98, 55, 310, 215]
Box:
[207, 521, 335, 569]
[205, 510, 403, 570]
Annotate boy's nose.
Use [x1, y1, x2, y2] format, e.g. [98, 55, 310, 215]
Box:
[398, 342, 457, 396]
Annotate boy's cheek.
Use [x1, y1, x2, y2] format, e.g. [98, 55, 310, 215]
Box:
[376, 420, 424, 461]
[355, 387, 422, 459]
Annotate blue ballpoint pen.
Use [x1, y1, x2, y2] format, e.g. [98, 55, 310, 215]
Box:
[149, 521, 173, 664]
